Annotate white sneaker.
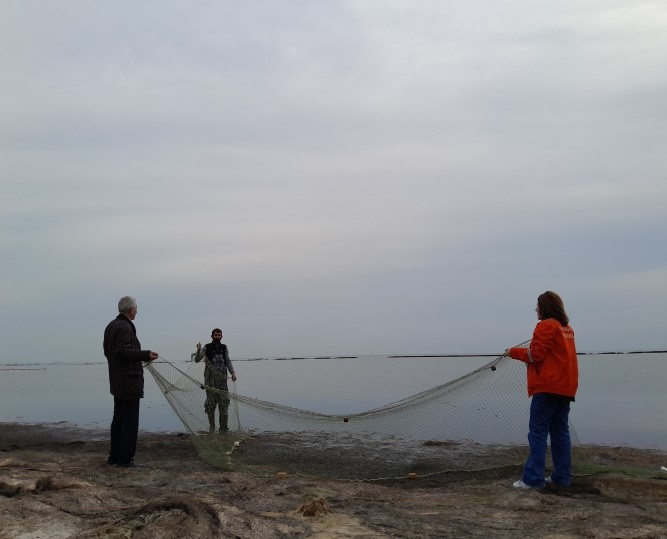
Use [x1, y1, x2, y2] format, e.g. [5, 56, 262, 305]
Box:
[512, 480, 532, 489]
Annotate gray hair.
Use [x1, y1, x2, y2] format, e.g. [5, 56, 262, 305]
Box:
[117, 296, 137, 314]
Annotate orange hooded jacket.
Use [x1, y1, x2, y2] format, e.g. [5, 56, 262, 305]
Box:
[508, 318, 578, 398]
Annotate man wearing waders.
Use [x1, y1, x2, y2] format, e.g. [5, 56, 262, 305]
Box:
[194, 328, 237, 433]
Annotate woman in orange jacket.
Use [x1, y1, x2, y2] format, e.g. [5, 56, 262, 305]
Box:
[506, 291, 578, 489]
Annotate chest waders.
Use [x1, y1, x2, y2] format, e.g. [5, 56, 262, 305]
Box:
[205, 344, 230, 433]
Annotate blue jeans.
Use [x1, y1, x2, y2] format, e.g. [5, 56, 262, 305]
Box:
[522, 393, 572, 487]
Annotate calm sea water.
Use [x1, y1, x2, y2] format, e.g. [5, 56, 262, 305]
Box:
[0, 353, 665, 449]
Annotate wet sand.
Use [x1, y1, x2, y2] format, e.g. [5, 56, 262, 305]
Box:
[1, 422, 665, 538]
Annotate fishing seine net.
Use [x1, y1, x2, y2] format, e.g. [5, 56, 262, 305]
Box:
[146, 342, 579, 480]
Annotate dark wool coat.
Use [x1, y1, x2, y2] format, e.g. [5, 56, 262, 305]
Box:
[103, 314, 151, 399]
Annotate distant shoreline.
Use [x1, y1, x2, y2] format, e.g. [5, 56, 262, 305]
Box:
[391, 350, 667, 358]
[2, 349, 666, 368]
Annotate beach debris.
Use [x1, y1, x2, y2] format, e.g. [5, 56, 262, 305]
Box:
[34, 475, 92, 492]
[297, 497, 329, 517]
[0, 474, 93, 496]
[0, 479, 23, 497]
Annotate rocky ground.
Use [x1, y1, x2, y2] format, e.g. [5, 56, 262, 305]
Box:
[0, 423, 665, 538]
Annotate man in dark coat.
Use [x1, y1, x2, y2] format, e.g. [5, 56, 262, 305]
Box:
[103, 296, 158, 467]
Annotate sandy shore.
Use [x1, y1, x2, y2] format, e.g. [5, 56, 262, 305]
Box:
[0, 422, 665, 538]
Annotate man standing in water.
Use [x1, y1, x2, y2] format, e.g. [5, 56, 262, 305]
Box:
[194, 328, 237, 433]
[104, 296, 158, 467]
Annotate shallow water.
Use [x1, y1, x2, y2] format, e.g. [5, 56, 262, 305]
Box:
[0, 353, 665, 448]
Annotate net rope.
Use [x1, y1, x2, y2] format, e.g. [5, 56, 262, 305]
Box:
[146, 341, 580, 480]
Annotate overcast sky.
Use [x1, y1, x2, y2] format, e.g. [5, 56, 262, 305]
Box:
[2, 1, 666, 364]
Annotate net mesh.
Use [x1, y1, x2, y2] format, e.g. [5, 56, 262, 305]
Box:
[146, 341, 580, 480]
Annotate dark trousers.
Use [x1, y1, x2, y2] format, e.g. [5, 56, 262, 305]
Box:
[108, 397, 140, 465]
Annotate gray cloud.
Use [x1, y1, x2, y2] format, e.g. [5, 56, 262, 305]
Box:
[1, 1, 666, 364]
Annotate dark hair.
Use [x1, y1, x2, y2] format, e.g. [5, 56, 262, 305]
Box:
[537, 291, 569, 326]
[211, 328, 223, 336]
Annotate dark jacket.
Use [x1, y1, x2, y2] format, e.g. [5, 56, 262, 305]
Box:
[103, 314, 152, 399]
